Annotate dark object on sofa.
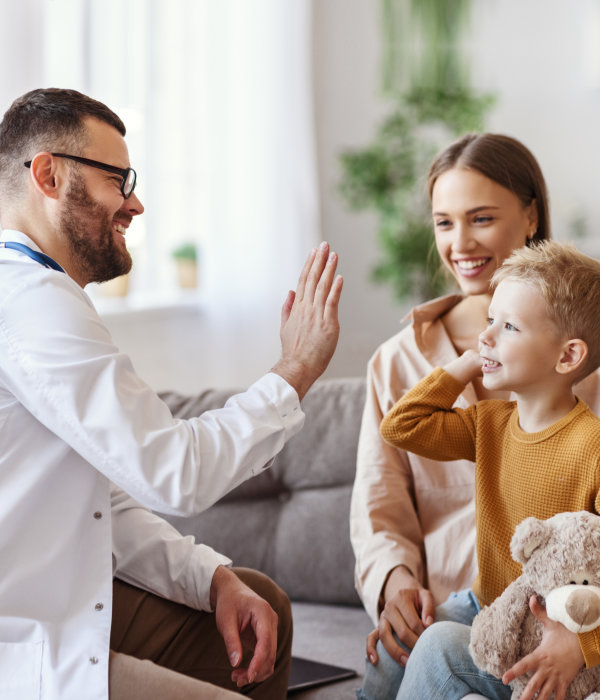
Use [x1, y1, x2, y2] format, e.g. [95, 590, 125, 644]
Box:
[160, 377, 372, 699]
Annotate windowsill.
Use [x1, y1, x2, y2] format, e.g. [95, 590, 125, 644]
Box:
[88, 286, 203, 320]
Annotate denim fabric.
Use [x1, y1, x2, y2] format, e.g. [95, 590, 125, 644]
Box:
[357, 589, 494, 700]
[396, 620, 511, 700]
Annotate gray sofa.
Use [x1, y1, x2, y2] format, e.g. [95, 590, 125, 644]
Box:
[159, 377, 372, 699]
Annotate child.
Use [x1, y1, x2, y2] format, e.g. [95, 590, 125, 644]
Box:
[380, 240, 600, 700]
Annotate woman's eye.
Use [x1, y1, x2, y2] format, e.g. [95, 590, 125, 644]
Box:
[434, 219, 451, 228]
[474, 216, 493, 224]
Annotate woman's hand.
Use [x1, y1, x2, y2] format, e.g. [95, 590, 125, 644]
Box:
[366, 566, 435, 667]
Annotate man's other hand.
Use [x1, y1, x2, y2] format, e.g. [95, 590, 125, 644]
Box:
[272, 242, 343, 400]
[210, 565, 278, 687]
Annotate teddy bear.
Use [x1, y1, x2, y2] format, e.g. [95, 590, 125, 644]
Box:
[469, 511, 600, 700]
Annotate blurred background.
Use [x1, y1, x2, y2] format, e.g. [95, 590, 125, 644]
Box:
[2, 0, 599, 391]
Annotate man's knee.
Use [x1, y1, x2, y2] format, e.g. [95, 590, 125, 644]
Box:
[231, 567, 293, 643]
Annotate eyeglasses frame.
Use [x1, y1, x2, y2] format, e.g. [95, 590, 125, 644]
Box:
[24, 153, 137, 199]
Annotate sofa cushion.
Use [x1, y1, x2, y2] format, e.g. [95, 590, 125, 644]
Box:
[159, 376, 366, 605]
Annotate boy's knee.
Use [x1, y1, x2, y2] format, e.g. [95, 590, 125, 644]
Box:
[410, 620, 471, 664]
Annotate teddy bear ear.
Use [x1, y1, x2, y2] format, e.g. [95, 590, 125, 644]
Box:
[511, 516, 552, 565]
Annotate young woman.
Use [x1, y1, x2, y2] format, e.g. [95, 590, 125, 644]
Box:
[350, 133, 600, 700]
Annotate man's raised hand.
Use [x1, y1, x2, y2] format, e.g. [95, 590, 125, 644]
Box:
[272, 242, 343, 400]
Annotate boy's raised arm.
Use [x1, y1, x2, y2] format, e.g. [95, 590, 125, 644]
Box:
[379, 356, 481, 463]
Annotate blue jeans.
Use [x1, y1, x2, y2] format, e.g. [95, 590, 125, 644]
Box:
[357, 589, 511, 700]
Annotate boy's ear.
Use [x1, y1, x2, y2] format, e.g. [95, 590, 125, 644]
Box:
[556, 338, 588, 375]
[28, 152, 61, 200]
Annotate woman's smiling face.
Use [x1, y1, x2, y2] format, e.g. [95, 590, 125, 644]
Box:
[431, 167, 538, 296]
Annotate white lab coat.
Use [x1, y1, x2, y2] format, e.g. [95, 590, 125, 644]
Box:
[0, 231, 304, 700]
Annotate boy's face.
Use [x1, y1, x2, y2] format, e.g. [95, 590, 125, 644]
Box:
[478, 279, 565, 395]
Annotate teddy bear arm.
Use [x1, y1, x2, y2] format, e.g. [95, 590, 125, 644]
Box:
[470, 581, 532, 678]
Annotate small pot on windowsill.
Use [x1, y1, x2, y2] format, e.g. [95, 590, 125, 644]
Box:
[172, 243, 199, 289]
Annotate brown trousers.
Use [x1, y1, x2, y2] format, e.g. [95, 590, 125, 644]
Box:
[109, 568, 293, 699]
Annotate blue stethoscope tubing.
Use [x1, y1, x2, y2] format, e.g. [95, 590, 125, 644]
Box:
[0, 241, 65, 273]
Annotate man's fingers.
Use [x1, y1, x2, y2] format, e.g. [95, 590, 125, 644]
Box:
[280, 290, 295, 326]
[219, 609, 243, 671]
[302, 242, 330, 302]
[295, 247, 318, 302]
[313, 250, 339, 307]
[323, 274, 343, 323]
[246, 617, 276, 683]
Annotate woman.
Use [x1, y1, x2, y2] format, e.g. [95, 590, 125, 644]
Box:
[350, 132, 600, 699]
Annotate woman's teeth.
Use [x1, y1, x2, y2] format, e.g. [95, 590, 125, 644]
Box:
[455, 259, 487, 270]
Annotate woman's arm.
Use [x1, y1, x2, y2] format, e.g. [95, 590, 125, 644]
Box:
[350, 361, 428, 624]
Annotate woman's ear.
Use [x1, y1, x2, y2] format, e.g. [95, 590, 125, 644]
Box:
[556, 338, 588, 376]
[28, 152, 60, 199]
[526, 198, 539, 240]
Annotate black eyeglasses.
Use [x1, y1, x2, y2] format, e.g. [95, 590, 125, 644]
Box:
[24, 153, 137, 199]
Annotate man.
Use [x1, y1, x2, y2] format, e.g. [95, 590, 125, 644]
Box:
[0, 88, 343, 700]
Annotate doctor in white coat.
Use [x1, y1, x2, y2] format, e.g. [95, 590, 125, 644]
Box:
[0, 87, 343, 700]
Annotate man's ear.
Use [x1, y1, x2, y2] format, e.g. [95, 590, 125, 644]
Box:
[28, 152, 61, 200]
[556, 338, 588, 375]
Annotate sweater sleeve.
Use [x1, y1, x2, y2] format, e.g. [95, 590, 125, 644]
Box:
[380, 368, 478, 463]
[579, 628, 600, 668]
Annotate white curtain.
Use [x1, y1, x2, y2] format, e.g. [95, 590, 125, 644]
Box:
[2, 0, 319, 361]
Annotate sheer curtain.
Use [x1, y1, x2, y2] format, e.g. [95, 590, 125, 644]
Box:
[5, 0, 319, 362]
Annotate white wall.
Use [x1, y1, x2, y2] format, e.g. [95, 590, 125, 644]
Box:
[98, 0, 600, 392]
[4, 1, 600, 393]
[311, 0, 600, 383]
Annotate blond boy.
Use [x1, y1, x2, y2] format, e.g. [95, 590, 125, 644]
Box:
[380, 241, 600, 700]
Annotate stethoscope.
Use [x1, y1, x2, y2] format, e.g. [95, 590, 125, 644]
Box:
[0, 241, 65, 273]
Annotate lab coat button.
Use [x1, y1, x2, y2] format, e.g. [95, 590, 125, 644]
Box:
[90, 656, 99, 665]
[95, 602, 104, 611]
[93, 511, 103, 520]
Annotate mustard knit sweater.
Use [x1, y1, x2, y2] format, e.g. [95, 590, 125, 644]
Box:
[381, 368, 600, 663]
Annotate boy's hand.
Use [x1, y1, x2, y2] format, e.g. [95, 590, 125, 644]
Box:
[502, 595, 584, 700]
[443, 349, 482, 386]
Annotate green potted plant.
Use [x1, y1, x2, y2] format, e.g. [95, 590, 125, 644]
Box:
[339, 0, 494, 302]
[172, 242, 199, 289]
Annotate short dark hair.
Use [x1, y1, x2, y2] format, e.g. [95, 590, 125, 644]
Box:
[427, 133, 551, 244]
[0, 88, 126, 201]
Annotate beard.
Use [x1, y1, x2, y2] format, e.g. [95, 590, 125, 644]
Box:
[59, 177, 133, 285]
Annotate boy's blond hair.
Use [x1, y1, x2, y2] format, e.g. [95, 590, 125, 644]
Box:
[492, 240, 600, 378]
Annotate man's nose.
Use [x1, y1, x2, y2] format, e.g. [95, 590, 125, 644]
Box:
[126, 191, 144, 216]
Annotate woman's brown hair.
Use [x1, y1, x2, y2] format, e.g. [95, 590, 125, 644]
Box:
[427, 133, 551, 243]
